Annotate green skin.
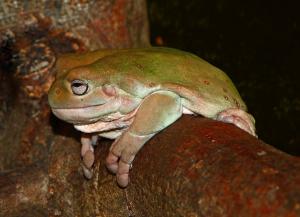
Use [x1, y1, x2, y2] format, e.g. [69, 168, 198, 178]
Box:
[48, 47, 256, 187]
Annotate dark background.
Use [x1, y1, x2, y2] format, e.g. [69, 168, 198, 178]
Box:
[147, 0, 300, 155]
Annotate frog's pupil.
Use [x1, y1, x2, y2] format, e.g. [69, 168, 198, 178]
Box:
[73, 83, 82, 87]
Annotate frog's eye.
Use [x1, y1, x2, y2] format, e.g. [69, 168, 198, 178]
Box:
[71, 80, 89, 95]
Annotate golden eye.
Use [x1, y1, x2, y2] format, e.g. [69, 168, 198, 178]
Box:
[71, 80, 88, 95]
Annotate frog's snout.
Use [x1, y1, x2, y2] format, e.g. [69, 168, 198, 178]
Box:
[48, 83, 63, 108]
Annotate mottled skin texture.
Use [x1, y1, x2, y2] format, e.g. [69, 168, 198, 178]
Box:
[48, 47, 256, 187]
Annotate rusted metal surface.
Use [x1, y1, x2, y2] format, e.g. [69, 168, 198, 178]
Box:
[127, 116, 300, 217]
[2, 116, 299, 216]
[73, 116, 300, 217]
[0, 164, 48, 217]
[0, 0, 149, 50]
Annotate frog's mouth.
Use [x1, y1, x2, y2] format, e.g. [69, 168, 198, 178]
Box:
[51, 101, 120, 124]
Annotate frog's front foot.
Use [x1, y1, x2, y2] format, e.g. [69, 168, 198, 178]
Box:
[80, 134, 98, 179]
[105, 131, 154, 188]
[106, 91, 182, 187]
[216, 108, 257, 137]
[106, 152, 132, 188]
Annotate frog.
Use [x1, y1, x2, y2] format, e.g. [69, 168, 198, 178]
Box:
[48, 47, 256, 187]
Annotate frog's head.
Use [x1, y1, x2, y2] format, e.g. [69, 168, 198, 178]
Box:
[48, 66, 120, 124]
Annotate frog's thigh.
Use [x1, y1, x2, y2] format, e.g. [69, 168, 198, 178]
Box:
[110, 90, 182, 159]
[216, 108, 256, 137]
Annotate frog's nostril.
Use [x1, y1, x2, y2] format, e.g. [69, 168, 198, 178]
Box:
[55, 88, 61, 95]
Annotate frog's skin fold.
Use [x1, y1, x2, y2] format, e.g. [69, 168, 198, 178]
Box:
[48, 47, 256, 187]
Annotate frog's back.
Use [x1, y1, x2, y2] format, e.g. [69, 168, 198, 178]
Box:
[90, 47, 247, 118]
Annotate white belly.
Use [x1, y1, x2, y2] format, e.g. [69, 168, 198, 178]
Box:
[182, 107, 195, 115]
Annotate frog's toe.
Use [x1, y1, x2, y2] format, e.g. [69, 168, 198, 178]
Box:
[106, 152, 119, 173]
[83, 150, 95, 168]
[216, 108, 257, 137]
[82, 164, 93, 179]
[81, 134, 95, 171]
[91, 134, 99, 146]
[81, 135, 94, 157]
[116, 161, 131, 188]
[117, 173, 129, 188]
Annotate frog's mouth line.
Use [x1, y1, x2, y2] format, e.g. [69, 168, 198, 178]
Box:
[51, 103, 113, 124]
[51, 104, 105, 115]
[50, 102, 106, 110]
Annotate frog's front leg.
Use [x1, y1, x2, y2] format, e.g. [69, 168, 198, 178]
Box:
[81, 133, 98, 179]
[216, 108, 257, 137]
[106, 90, 183, 187]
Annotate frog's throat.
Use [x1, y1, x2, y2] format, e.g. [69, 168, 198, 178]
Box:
[74, 107, 138, 133]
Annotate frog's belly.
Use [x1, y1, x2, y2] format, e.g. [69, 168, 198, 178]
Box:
[182, 107, 195, 115]
[98, 129, 127, 139]
[75, 118, 133, 134]
[74, 110, 136, 137]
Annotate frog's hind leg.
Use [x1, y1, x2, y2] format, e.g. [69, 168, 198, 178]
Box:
[80, 133, 98, 179]
[216, 108, 256, 137]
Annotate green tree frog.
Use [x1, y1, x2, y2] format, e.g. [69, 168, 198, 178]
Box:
[48, 47, 256, 187]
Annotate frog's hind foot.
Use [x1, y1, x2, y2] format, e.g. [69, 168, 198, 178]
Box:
[216, 108, 257, 137]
